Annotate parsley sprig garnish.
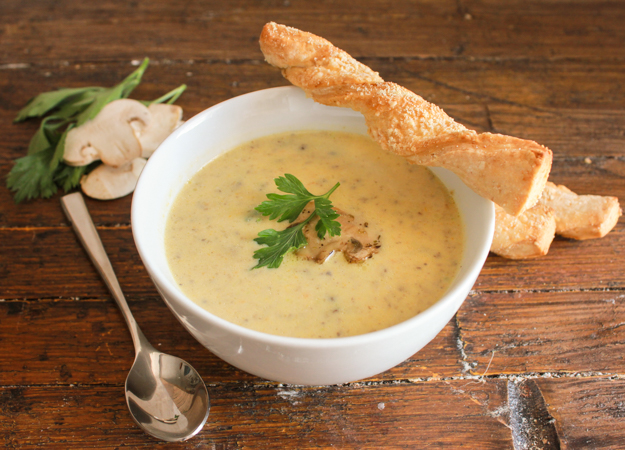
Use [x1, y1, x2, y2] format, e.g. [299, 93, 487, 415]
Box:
[253, 174, 341, 269]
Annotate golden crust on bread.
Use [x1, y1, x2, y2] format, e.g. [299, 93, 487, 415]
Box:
[260, 22, 383, 89]
[312, 83, 551, 214]
[310, 83, 466, 153]
[540, 182, 622, 240]
[491, 204, 556, 259]
[260, 22, 553, 216]
[491, 182, 621, 258]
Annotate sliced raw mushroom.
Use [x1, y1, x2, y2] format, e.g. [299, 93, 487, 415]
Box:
[64, 99, 150, 167]
[80, 157, 147, 200]
[136, 103, 183, 158]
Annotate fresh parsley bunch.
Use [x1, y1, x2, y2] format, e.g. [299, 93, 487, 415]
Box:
[253, 174, 342, 269]
[7, 58, 186, 203]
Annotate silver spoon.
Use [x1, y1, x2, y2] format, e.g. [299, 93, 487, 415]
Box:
[61, 192, 210, 442]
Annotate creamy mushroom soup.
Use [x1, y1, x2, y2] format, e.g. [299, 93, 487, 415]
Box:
[165, 131, 464, 338]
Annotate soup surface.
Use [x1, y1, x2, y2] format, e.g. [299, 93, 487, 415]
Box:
[165, 131, 464, 338]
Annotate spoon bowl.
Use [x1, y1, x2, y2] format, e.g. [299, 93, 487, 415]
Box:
[61, 192, 210, 442]
[126, 348, 209, 442]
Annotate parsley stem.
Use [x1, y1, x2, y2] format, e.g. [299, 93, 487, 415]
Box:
[323, 182, 341, 199]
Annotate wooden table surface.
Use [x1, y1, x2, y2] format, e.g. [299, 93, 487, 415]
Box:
[2, 1, 624, 448]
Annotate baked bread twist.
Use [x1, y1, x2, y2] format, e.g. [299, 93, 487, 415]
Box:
[260, 22, 553, 216]
[491, 181, 622, 259]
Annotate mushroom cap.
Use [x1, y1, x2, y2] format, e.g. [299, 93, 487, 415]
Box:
[64, 99, 151, 167]
[80, 157, 147, 200]
[137, 103, 184, 158]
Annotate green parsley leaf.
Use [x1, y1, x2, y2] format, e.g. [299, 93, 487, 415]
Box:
[7, 150, 59, 203]
[27, 117, 56, 155]
[255, 191, 312, 223]
[55, 163, 91, 192]
[148, 84, 188, 105]
[253, 223, 309, 269]
[14, 87, 104, 123]
[75, 58, 149, 126]
[252, 174, 341, 269]
[51, 125, 73, 171]
[314, 197, 341, 239]
[274, 173, 315, 197]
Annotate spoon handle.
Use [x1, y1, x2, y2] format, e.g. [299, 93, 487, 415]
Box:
[61, 192, 145, 351]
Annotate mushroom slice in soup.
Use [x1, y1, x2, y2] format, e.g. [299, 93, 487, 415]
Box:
[294, 203, 381, 263]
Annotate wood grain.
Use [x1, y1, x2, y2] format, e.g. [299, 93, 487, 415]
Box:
[537, 377, 625, 449]
[2, 376, 624, 449]
[1, 0, 624, 63]
[2, 0, 625, 447]
[459, 290, 625, 376]
[0, 380, 513, 449]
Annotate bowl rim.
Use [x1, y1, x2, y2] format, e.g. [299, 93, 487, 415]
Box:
[132, 86, 494, 350]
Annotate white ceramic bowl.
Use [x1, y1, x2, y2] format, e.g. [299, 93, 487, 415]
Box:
[132, 86, 494, 386]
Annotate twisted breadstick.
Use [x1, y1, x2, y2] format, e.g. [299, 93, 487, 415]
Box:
[260, 22, 552, 216]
